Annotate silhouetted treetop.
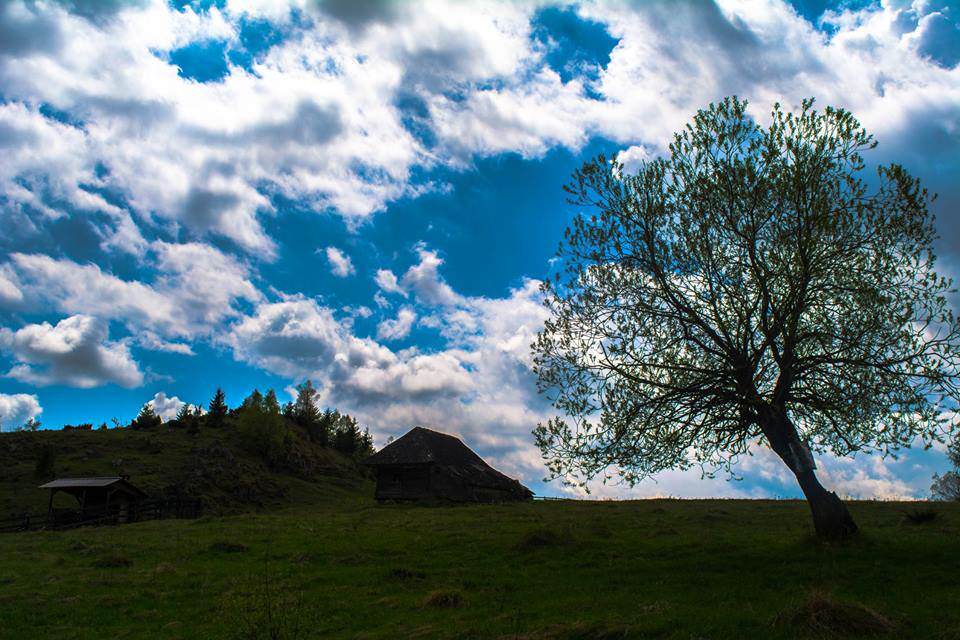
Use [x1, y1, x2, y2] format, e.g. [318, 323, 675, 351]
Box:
[534, 96, 960, 538]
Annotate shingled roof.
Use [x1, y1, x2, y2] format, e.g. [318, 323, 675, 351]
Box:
[365, 427, 532, 497]
[38, 477, 147, 497]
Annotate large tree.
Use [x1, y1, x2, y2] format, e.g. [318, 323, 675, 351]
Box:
[533, 97, 960, 538]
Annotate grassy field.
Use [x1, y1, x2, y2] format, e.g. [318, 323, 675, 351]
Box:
[0, 426, 368, 516]
[2, 498, 958, 639]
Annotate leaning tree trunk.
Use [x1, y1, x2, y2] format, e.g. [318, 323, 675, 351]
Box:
[759, 408, 858, 539]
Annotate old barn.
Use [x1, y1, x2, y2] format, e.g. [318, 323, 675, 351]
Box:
[365, 427, 533, 502]
[39, 476, 147, 525]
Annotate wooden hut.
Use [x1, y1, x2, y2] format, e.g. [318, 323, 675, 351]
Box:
[39, 476, 147, 525]
[365, 427, 533, 502]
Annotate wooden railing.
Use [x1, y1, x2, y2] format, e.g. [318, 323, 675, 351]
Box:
[0, 498, 203, 533]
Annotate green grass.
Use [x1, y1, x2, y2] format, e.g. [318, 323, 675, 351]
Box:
[0, 426, 370, 515]
[1, 498, 958, 639]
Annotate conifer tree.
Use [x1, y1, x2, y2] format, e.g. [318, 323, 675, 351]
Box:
[175, 403, 194, 422]
[264, 389, 281, 415]
[208, 388, 228, 428]
[130, 404, 162, 430]
[293, 380, 325, 443]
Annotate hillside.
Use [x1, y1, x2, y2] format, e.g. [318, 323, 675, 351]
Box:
[1, 499, 958, 639]
[0, 421, 373, 517]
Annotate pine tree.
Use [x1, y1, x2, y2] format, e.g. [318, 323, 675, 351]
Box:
[208, 388, 228, 428]
[130, 404, 161, 430]
[293, 380, 324, 442]
[175, 403, 194, 422]
[264, 389, 281, 415]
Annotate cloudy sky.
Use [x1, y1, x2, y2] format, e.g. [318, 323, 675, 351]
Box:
[0, 0, 958, 499]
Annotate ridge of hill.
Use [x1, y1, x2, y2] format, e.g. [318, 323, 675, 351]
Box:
[0, 421, 373, 516]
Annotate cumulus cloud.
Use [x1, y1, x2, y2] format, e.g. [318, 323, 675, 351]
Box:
[0, 393, 42, 431]
[374, 268, 405, 296]
[324, 246, 355, 277]
[147, 391, 186, 421]
[0, 0, 957, 498]
[0, 315, 143, 388]
[399, 247, 462, 306]
[5, 242, 259, 339]
[377, 306, 416, 340]
[0, 0, 956, 260]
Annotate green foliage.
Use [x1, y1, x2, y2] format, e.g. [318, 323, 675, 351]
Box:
[175, 403, 194, 422]
[291, 380, 322, 442]
[264, 389, 281, 415]
[129, 404, 162, 430]
[534, 96, 960, 491]
[17, 418, 41, 432]
[931, 436, 960, 501]
[331, 413, 374, 459]
[236, 389, 294, 468]
[208, 388, 228, 428]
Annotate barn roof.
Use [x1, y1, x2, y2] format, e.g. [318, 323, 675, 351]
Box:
[365, 427, 533, 497]
[365, 427, 489, 466]
[39, 477, 147, 497]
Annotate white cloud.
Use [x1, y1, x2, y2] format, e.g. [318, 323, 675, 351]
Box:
[0, 266, 23, 305]
[0, 393, 42, 431]
[0, 315, 143, 388]
[0, 0, 956, 261]
[400, 247, 462, 306]
[376, 306, 416, 340]
[147, 391, 186, 421]
[374, 268, 405, 296]
[324, 246, 356, 277]
[6, 242, 259, 340]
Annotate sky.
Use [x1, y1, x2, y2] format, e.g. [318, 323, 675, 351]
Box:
[0, 0, 958, 499]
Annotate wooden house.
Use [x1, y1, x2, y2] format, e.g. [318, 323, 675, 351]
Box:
[39, 476, 147, 524]
[365, 427, 533, 502]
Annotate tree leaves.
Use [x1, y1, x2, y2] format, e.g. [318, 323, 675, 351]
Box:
[533, 96, 960, 488]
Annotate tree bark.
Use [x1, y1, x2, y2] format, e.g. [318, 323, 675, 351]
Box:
[758, 407, 858, 539]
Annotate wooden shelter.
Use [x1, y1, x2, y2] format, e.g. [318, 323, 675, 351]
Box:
[365, 427, 533, 502]
[39, 477, 147, 524]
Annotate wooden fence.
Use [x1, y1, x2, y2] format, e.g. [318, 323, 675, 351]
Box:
[0, 498, 203, 534]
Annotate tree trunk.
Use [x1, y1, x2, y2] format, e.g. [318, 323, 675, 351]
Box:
[758, 407, 858, 539]
[793, 465, 858, 539]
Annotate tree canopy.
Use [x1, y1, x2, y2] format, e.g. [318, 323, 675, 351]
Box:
[533, 96, 960, 537]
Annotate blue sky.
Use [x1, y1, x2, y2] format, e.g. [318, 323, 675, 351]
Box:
[0, 0, 958, 499]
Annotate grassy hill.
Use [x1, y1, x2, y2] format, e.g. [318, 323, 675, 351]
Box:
[1, 498, 958, 639]
[0, 422, 373, 517]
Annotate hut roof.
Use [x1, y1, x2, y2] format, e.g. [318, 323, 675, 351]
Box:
[365, 427, 533, 497]
[365, 427, 488, 466]
[39, 477, 147, 497]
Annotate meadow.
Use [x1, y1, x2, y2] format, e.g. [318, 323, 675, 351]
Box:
[2, 497, 958, 639]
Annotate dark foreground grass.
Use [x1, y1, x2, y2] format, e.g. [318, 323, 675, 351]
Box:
[1, 499, 958, 639]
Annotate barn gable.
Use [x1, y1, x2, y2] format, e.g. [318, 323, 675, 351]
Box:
[365, 427, 533, 502]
